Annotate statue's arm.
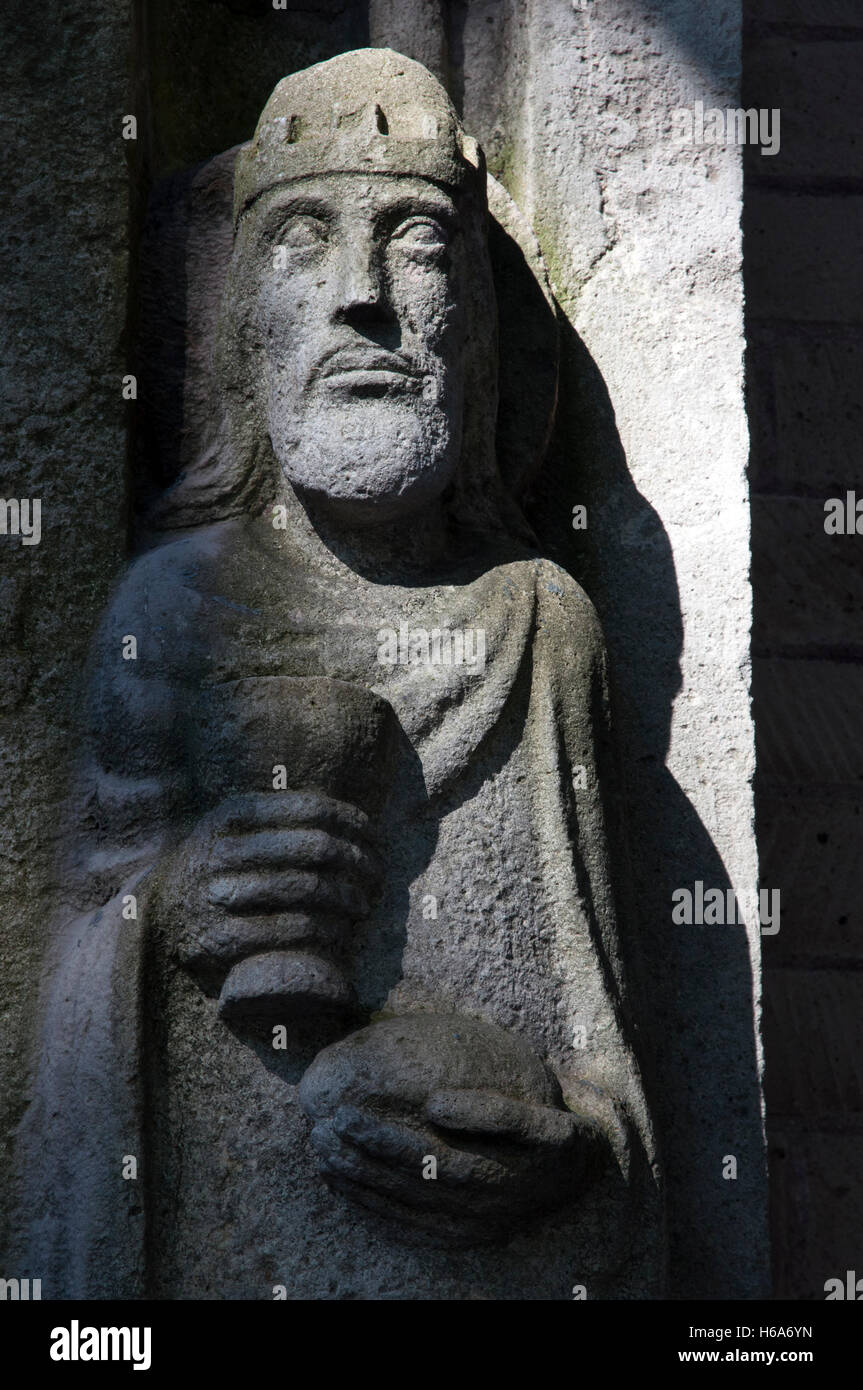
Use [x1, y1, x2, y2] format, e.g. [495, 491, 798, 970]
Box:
[536, 566, 634, 993]
[63, 550, 191, 912]
[61, 533, 384, 999]
[532, 563, 659, 1189]
[13, 551, 189, 1295]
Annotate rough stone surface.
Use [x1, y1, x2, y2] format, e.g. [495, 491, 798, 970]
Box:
[757, 792, 863, 963]
[0, 0, 133, 1260]
[479, 1, 763, 1298]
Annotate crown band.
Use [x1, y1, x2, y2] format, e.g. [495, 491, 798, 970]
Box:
[232, 49, 485, 229]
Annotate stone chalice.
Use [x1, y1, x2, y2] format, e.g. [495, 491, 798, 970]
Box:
[183, 674, 398, 1032]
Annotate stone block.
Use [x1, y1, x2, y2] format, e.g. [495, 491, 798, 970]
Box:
[747, 1, 863, 26]
[758, 791, 863, 962]
[754, 658, 863, 784]
[745, 37, 863, 183]
[752, 495, 863, 651]
[745, 190, 863, 323]
[748, 329, 863, 495]
[764, 969, 863, 1117]
[769, 1129, 863, 1300]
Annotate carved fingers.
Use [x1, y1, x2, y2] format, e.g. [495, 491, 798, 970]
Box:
[307, 1103, 514, 1231]
[306, 1088, 602, 1240]
[208, 791, 374, 845]
[152, 789, 382, 979]
[424, 1087, 584, 1150]
[298, 1013, 613, 1239]
[201, 792, 380, 916]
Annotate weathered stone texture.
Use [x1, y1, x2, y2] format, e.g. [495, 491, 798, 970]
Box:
[747, 191, 863, 324]
[747, 328, 863, 496]
[0, 0, 133, 1252]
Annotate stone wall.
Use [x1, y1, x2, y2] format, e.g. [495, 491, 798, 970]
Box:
[0, 0, 135, 1256]
[744, 0, 863, 1300]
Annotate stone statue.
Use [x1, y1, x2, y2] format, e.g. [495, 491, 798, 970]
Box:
[15, 49, 663, 1299]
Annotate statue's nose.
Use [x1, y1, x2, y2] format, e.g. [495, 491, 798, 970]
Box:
[333, 243, 390, 323]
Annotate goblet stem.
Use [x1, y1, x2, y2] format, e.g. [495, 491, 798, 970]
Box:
[217, 948, 357, 1031]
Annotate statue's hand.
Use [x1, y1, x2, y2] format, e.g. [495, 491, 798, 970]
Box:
[299, 1014, 608, 1244]
[150, 790, 380, 983]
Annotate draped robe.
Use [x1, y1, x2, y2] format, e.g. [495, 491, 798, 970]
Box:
[15, 507, 663, 1299]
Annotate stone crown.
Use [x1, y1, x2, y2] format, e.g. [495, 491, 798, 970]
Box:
[233, 48, 484, 227]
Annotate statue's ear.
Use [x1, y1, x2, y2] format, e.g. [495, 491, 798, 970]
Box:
[134, 145, 249, 532]
[487, 174, 559, 497]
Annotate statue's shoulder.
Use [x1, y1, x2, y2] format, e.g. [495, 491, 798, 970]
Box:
[103, 519, 249, 624]
[91, 519, 252, 682]
[525, 556, 606, 661]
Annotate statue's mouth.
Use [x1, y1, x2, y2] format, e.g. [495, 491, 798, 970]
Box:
[315, 346, 423, 395]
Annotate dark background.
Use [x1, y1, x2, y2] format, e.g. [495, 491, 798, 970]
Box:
[744, 0, 863, 1298]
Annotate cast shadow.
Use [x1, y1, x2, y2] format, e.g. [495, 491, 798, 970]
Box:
[528, 310, 767, 1299]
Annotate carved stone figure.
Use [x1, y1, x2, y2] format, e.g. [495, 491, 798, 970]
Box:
[15, 49, 663, 1299]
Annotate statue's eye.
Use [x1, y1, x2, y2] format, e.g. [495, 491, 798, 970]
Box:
[389, 217, 448, 253]
[276, 214, 329, 250]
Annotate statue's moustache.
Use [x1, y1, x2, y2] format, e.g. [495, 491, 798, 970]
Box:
[310, 341, 422, 388]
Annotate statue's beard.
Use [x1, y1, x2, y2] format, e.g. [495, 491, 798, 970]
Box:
[266, 381, 462, 526]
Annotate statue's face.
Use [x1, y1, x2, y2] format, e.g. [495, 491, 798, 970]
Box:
[246, 172, 465, 526]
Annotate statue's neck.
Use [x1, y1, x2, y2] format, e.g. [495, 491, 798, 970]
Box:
[273, 481, 453, 583]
